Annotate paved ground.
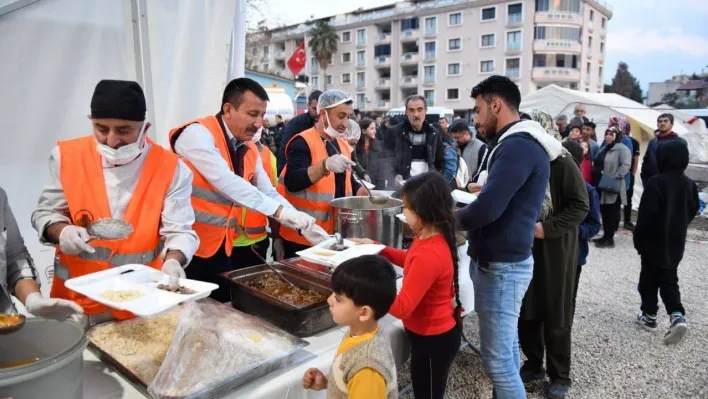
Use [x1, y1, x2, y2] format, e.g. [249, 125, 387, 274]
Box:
[397, 229, 708, 399]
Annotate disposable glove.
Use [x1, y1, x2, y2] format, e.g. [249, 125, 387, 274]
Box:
[25, 292, 84, 320]
[161, 259, 186, 279]
[325, 154, 354, 174]
[278, 208, 316, 232]
[58, 225, 95, 255]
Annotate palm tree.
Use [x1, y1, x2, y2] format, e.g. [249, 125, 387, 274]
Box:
[308, 20, 338, 90]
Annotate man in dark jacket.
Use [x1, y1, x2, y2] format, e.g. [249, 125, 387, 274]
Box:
[634, 139, 699, 345]
[519, 133, 589, 399]
[451, 119, 487, 178]
[277, 90, 322, 173]
[640, 113, 685, 185]
[389, 95, 445, 186]
[456, 76, 552, 398]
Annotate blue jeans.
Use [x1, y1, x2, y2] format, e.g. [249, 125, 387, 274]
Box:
[471, 256, 534, 399]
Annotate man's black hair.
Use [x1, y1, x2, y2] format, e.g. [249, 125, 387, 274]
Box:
[562, 140, 583, 166]
[582, 121, 596, 130]
[658, 113, 674, 124]
[308, 90, 323, 104]
[275, 114, 282, 119]
[470, 75, 521, 113]
[405, 94, 427, 109]
[439, 116, 449, 122]
[331, 255, 397, 320]
[568, 124, 582, 132]
[221, 78, 269, 109]
[449, 119, 471, 133]
[354, 109, 361, 116]
[519, 112, 532, 120]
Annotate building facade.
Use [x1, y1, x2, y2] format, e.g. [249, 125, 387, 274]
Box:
[247, 0, 612, 114]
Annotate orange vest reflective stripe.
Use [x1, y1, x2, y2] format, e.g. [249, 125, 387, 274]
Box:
[168, 115, 260, 255]
[239, 142, 277, 243]
[277, 128, 352, 246]
[51, 136, 178, 320]
[258, 142, 277, 185]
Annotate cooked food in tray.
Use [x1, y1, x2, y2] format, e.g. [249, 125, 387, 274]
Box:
[245, 272, 328, 307]
[156, 284, 196, 295]
[99, 289, 144, 302]
[0, 313, 24, 328]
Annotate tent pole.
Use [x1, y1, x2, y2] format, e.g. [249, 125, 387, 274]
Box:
[229, 0, 247, 80]
[131, 0, 157, 140]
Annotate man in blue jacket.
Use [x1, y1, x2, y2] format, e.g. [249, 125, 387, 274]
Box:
[457, 75, 553, 399]
[277, 90, 322, 173]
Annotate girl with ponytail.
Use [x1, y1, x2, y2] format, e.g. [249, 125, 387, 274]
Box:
[352, 171, 462, 399]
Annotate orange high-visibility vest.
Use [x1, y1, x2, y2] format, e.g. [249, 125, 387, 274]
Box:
[238, 142, 278, 245]
[257, 142, 277, 186]
[277, 128, 352, 246]
[169, 115, 262, 256]
[52, 136, 178, 320]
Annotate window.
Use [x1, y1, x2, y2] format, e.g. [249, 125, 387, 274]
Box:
[601, 17, 606, 28]
[424, 89, 435, 106]
[599, 66, 603, 79]
[356, 72, 366, 88]
[342, 73, 351, 84]
[357, 50, 366, 66]
[589, 9, 594, 22]
[586, 62, 591, 75]
[263, 63, 269, 71]
[375, 44, 391, 57]
[311, 76, 319, 89]
[481, 7, 496, 21]
[535, 0, 582, 13]
[424, 41, 436, 59]
[600, 42, 604, 55]
[534, 26, 581, 41]
[342, 31, 351, 42]
[506, 30, 522, 51]
[357, 93, 365, 108]
[424, 65, 435, 83]
[328, 54, 333, 65]
[401, 17, 419, 31]
[505, 58, 520, 78]
[326, 75, 332, 85]
[263, 46, 270, 56]
[480, 60, 494, 73]
[357, 29, 367, 45]
[588, 36, 593, 52]
[425, 17, 437, 35]
[448, 12, 462, 26]
[251, 47, 257, 57]
[481, 33, 495, 48]
[342, 52, 351, 63]
[448, 38, 462, 51]
[446, 88, 460, 100]
[507, 3, 523, 24]
[447, 63, 461, 76]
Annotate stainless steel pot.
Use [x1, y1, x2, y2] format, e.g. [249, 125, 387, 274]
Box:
[331, 196, 404, 248]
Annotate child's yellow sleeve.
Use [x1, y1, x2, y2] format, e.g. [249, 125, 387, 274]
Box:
[347, 367, 387, 399]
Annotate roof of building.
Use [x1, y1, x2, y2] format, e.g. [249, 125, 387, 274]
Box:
[245, 68, 295, 83]
[677, 80, 708, 91]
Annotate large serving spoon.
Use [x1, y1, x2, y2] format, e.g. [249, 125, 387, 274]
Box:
[0, 284, 25, 335]
[250, 246, 298, 288]
[87, 219, 134, 240]
[324, 140, 389, 205]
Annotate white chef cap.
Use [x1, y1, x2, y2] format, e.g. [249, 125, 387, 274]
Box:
[317, 90, 353, 114]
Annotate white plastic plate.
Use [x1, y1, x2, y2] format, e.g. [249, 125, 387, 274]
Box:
[297, 238, 385, 268]
[396, 213, 408, 224]
[361, 180, 375, 189]
[64, 265, 218, 318]
[452, 189, 477, 205]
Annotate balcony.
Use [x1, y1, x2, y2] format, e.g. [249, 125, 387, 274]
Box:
[400, 29, 419, 41]
[274, 49, 286, 60]
[377, 33, 391, 43]
[423, 51, 436, 62]
[377, 78, 391, 88]
[377, 100, 391, 109]
[587, 52, 593, 59]
[534, 11, 583, 26]
[533, 40, 582, 54]
[356, 80, 366, 89]
[357, 59, 367, 69]
[600, 27, 606, 38]
[532, 67, 581, 82]
[311, 65, 320, 74]
[506, 43, 522, 55]
[401, 75, 418, 87]
[507, 13, 523, 26]
[423, 75, 435, 86]
[505, 69, 521, 80]
[424, 28, 437, 38]
[375, 56, 391, 67]
[357, 40, 367, 48]
[400, 52, 419, 64]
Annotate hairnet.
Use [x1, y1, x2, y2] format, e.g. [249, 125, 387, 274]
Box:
[344, 119, 361, 141]
[317, 90, 353, 114]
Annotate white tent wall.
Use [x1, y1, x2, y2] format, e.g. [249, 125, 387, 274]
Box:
[0, 0, 137, 290]
[146, 0, 237, 146]
[521, 84, 691, 210]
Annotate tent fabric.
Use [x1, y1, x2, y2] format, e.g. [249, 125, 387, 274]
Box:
[520, 84, 693, 209]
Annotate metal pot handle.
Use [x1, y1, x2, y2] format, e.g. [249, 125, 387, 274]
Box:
[339, 210, 362, 224]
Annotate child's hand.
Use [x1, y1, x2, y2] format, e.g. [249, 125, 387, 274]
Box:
[302, 368, 327, 390]
[349, 238, 374, 245]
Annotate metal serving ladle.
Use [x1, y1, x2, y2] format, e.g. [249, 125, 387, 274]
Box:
[87, 219, 134, 240]
[0, 284, 25, 335]
[324, 140, 389, 205]
[250, 246, 298, 288]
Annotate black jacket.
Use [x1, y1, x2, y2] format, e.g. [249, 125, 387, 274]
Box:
[388, 119, 445, 179]
[640, 132, 685, 185]
[357, 139, 394, 189]
[634, 140, 699, 268]
[277, 113, 316, 173]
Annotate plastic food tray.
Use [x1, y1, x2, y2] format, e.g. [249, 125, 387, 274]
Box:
[65, 265, 218, 318]
[296, 238, 385, 268]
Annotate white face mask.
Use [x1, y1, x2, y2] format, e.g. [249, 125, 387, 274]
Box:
[323, 110, 342, 139]
[251, 127, 263, 143]
[96, 120, 148, 166]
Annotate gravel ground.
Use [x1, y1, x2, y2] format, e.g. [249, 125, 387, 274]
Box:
[397, 229, 708, 399]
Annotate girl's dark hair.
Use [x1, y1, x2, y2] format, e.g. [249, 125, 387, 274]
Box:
[401, 172, 463, 329]
[356, 118, 375, 153]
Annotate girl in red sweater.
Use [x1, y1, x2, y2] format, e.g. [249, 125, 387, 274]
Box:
[353, 172, 462, 399]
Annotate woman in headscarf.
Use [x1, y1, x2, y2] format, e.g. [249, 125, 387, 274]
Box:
[592, 126, 632, 248]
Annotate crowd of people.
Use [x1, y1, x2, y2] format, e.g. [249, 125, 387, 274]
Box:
[0, 74, 700, 399]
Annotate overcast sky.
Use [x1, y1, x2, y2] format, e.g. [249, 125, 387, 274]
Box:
[249, 0, 708, 91]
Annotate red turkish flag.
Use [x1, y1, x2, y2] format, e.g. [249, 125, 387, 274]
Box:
[287, 41, 307, 76]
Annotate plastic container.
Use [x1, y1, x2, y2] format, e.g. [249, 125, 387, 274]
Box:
[0, 318, 88, 399]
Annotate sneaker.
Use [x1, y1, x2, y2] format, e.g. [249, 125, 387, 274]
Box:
[547, 380, 570, 399]
[595, 239, 608, 248]
[663, 314, 688, 344]
[624, 222, 635, 231]
[605, 239, 615, 248]
[636, 312, 658, 332]
[520, 364, 545, 383]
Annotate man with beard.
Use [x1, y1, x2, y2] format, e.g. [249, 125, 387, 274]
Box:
[278, 90, 323, 173]
[170, 78, 319, 302]
[389, 95, 446, 186]
[456, 77, 555, 398]
[640, 113, 685, 186]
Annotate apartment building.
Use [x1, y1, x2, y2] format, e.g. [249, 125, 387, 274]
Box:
[247, 0, 612, 114]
